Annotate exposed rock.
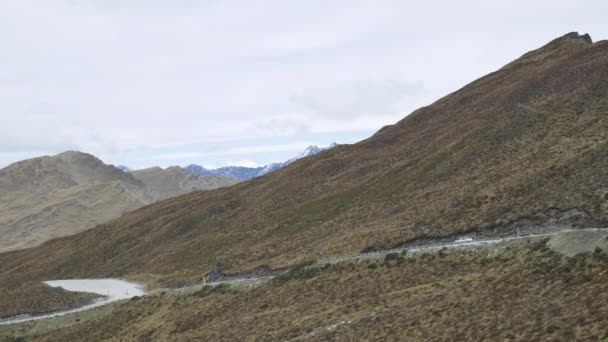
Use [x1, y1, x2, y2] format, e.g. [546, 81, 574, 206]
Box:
[563, 32, 593, 44]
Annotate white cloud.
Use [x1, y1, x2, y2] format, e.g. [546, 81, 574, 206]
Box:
[0, 0, 607, 167]
[149, 141, 316, 162]
[226, 159, 259, 168]
[289, 79, 425, 118]
[253, 118, 311, 137]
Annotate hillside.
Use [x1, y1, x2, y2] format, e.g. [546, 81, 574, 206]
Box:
[0, 152, 236, 253]
[16, 239, 608, 340]
[131, 166, 237, 201]
[1, 32, 607, 293]
[0, 151, 151, 253]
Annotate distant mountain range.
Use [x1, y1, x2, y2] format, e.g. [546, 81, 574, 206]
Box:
[185, 143, 338, 181]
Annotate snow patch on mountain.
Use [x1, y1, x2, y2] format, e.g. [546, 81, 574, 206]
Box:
[185, 143, 338, 181]
[116, 165, 131, 172]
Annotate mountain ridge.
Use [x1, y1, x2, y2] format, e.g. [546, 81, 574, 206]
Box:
[0, 151, 236, 253]
[184, 143, 338, 181]
[1, 31, 607, 294]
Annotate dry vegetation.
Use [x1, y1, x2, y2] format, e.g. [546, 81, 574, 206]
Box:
[0, 151, 150, 253]
[12, 241, 608, 341]
[0, 282, 100, 319]
[1, 33, 608, 318]
[0, 151, 237, 254]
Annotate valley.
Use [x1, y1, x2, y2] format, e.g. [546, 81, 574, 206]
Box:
[1, 30, 608, 340]
[2, 32, 607, 288]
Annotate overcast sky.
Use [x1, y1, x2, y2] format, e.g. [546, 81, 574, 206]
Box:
[1, 1, 607, 169]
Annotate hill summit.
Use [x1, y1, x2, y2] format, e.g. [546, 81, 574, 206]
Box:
[0, 151, 236, 252]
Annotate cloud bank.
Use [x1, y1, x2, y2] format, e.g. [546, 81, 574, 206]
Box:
[0, 0, 607, 168]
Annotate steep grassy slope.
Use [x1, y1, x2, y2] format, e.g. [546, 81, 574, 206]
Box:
[1, 32, 608, 291]
[13, 241, 608, 341]
[131, 166, 238, 200]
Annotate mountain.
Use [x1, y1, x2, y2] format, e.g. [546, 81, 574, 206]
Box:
[0, 151, 150, 253]
[131, 166, 238, 200]
[0, 152, 236, 253]
[185, 165, 263, 181]
[257, 143, 339, 177]
[2, 32, 608, 302]
[184, 143, 338, 181]
[115, 165, 131, 172]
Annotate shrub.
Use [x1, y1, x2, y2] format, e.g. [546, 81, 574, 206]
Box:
[192, 284, 235, 298]
[529, 238, 550, 253]
[275, 266, 319, 283]
[5, 337, 26, 342]
[384, 253, 400, 262]
[592, 247, 608, 263]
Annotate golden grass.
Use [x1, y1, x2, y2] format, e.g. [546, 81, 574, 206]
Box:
[15, 241, 608, 341]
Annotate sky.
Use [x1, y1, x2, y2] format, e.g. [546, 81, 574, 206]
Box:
[1, 0, 607, 169]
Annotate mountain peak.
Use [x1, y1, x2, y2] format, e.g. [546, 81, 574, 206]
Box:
[297, 143, 338, 159]
[542, 32, 594, 52]
[561, 31, 593, 44]
[56, 150, 99, 161]
[498, 32, 599, 72]
[185, 142, 339, 180]
[297, 145, 323, 158]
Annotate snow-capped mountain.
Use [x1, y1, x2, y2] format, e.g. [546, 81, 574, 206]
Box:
[185, 143, 338, 181]
[116, 165, 131, 172]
